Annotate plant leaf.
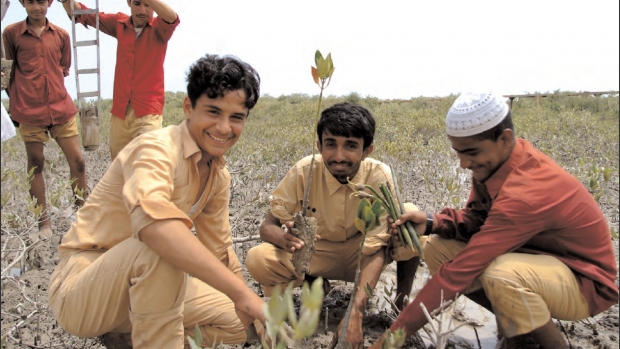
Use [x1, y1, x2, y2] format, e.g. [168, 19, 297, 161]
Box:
[361, 205, 376, 227]
[314, 50, 324, 67]
[311, 66, 319, 85]
[355, 217, 367, 233]
[193, 324, 202, 347]
[266, 285, 288, 325]
[325, 53, 334, 77]
[357, 198, 371, 220]
[187, 335, 201, 349]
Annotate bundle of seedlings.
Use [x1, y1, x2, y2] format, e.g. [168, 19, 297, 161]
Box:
[290, 50, 335, 276]
[349, 166, 424, 258]
[331, 167, 423, 349]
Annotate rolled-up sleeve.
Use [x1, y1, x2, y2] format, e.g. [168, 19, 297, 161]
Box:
[120, 140, 192, 239]
[154, 14, 180, 42]
[75, 3, 120, 38]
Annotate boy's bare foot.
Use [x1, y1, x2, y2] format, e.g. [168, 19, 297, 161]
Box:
[39, 225, 53, 240]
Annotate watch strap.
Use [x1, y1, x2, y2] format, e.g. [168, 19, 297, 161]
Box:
[425, 212, 433, 234]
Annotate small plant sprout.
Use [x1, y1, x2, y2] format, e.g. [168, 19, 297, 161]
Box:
[185, 278, 324, 349]
[381, 328, 406, 349]
[26, 195, 43, 222]
[262, 278, 325, 349]
[302, 50, 335, 216]
[187, 324, 221, 349]
[291, 51, 336, 276]
[331, 194, 379, 349]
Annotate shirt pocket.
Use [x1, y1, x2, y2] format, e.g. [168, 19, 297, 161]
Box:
[170, 184, 192, 212]
[17, 46, 39, 74]
[308, 209, 332, 241]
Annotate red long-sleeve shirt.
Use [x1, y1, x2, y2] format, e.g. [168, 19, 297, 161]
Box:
[74, 4, 179, 119]
[392, 139, 618, 334]
[3, 20, 78, 126]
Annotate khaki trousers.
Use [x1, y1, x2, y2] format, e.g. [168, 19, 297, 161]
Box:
[48, 238, 245, 349]
[246, 203, 420, 296]
[109, 105, 162, 160]
[246, 234, 364, 296]
[423, 235, 590, 338]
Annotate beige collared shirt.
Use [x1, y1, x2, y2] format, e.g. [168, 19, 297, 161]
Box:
[270, 154, 395, 256]
[59, 121, 236, 267]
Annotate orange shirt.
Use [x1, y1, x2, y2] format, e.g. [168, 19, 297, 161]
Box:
[3, 19, 77, 126]
[74, 4, 179, 119]
[59, 122, 236, 268]
[392, 139, 618, 333]
[270, 154, 396, 256]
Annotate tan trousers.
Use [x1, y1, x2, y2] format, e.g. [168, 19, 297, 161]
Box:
[423, 235, 590, 338]
[246, 234, 364, 296]
[246, 203, 420, 296]
[109, 104, 162, 160]
[48, 238, 245, 349]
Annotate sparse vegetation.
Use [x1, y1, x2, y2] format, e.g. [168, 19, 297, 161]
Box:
[1, 91, 618, 348]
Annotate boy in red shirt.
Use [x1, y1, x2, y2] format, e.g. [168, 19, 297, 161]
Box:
[60, 0, 179, 160]
[3, 0, 88, 240]
[370, 92, 618, 349]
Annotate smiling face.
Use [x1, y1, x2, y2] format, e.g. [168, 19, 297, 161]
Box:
[127, 0, 153, 28]
[184, 90, 249, 162]
[20, 0, 48, 22]
[448, 129, 514, 182]
[317, 130, 373, 184]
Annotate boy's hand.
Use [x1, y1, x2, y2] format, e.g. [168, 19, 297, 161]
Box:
[280, 221, 304, 252]
[388, 210, 428, 236]
[233, 292, 266, 332]
[280, 220, 322, 252]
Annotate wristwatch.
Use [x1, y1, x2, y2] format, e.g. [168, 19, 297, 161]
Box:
[425, 212, 433, 234]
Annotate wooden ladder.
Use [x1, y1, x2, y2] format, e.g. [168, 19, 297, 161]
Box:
[69, 0, 101, 151]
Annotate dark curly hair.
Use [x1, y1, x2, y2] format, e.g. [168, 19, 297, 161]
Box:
[186, 54, 260, 111]
[317, 103, 376, 150]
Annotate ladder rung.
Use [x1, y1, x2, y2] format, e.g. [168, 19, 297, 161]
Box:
[75, 40, 98, 47]
[76, 68, 99, 75]
[73, 9, 98, 15]
[78, 91, 100, 98]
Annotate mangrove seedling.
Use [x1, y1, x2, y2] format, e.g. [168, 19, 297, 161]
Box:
[290, 50, 335, 276]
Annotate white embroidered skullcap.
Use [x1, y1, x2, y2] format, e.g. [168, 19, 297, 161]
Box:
[445, 92, 509, 137]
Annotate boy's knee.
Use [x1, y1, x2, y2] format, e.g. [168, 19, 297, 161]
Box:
[420, 236, 445, 274]
[71, 155, 86, 174]
[28, 155, 45, 173]
[245, 243, 277, 281]
[245, 245, 263, 276]
[403, 202, 419, 212]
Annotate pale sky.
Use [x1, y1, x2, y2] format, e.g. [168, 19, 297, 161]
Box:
[2, 0, 619, 100]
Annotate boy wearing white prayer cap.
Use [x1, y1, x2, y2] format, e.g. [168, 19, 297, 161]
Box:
[370, 92, 618, 349]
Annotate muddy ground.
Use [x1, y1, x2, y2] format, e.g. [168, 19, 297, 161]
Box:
[1, 134, 619, 349]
